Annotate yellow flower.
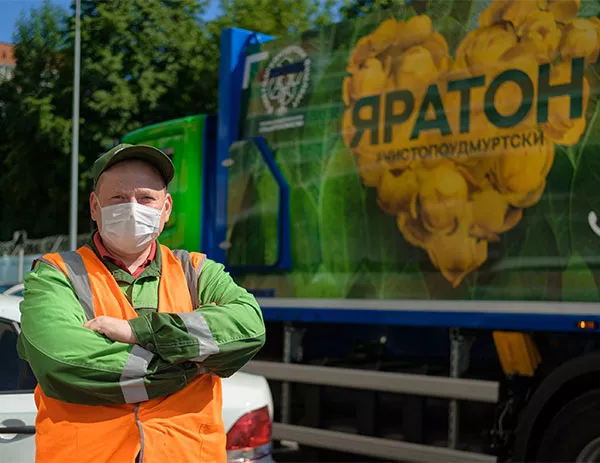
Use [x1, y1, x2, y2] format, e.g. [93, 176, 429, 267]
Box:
[388, 18, 450, 92]
[508, 181, 547, 208]
[513, 11, 561, 63]
[458, 12, 561, 73]
[377, 169, 419, 215]
[560, 17, 600, 65]
[397, 206, 431, 249]
[370, 18, 398, 54]
[455, 155, 495, 187]
[418, 163, 469, 234]
[455, 23, 518, 74]
[344, 57, 390, 103]
[391, 45, 444, 93]
[470, 189, 523, 240]
[479, 0, 538, 29]
[347, 36, 373, 74]
[421, 32, 451, 73]
[426, 216, 488, 288]
[542, 0, 580, 21]
[539, 61, 590, 145]
[396, 15, 435, 51]
[490, 140, 555, 207]
[479, 0, 580, 29]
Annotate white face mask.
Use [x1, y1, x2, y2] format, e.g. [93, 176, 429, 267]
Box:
[98, 201, 164, 254]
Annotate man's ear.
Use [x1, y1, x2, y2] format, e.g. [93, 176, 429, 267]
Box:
[164, 193, 173, 222]
[90, 191, 100, 223]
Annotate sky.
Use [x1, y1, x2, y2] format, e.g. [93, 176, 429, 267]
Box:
[0, 0, 223, 44]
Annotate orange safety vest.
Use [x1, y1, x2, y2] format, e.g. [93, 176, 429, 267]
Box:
[33, 245, 226, 463]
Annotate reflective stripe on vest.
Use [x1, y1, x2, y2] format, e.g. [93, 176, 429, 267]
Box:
[37, 251, 96, 321]
[171, 249, 205, 309]
[171, 250, 218, 362]
[121, 345, 154, 403]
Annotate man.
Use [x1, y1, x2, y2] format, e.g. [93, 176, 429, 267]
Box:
[17, 144, 266, 463]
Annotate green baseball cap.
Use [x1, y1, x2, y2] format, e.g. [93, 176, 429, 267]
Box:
[92, 143, 175, 188]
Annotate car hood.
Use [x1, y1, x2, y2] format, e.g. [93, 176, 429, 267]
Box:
[0, 294, 22, 323]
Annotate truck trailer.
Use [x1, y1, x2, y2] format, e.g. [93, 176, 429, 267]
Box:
[122, 0, 600, 461]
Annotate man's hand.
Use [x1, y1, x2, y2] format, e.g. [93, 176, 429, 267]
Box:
[84, 316, 138, 344]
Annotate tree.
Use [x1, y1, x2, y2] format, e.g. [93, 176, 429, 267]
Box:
[0, 0, 71, 240]
[0, 0, 219, 240]
[340, 0, 409, 19]
[219, 0, 338, 37]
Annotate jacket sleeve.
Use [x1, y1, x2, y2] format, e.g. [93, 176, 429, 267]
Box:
[17, 261, 202, 406]
[128, 259, 266, 377]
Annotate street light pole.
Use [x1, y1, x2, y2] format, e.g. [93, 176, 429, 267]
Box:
[69, 0, 81, 251]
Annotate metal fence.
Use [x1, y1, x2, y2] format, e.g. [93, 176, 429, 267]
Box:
[242, 360, 499, 462]
[0, 232, 89, 285]
[0, 233, 89, 257]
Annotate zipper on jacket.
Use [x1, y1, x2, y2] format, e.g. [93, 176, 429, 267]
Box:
[134, 404, 145, 463]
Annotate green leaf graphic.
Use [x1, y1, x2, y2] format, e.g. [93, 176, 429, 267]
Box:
[570, 136, 600, 286]
[542, 149, 573, 260]
[465, 0, 494, 31]
[562, 252, 600, 302]
[477, 206, 561, 301]
[318, 140, 369, 295]
[436, 16, 468, 57]
[578, 0, 600, 17]
[289, 187, 321, 273]
[363, 189, 430, 299]
[426, 0, 455, 26]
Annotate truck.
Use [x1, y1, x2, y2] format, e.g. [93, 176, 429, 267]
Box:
[121, 0, 600, 461]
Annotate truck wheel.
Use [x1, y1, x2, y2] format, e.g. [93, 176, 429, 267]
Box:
[536, 390, 600, 462]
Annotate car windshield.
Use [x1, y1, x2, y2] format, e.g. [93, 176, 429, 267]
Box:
[0, 320, 38, 392]
[2, 284, 24, 297]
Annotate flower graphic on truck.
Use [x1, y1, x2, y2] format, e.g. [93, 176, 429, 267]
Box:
[341, 0, 598, 288]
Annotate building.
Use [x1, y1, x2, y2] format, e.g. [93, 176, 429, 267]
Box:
[0, 43, 15, 81]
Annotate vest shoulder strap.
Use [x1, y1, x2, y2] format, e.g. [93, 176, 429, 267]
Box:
[169, 249, 207, 310]
[37, 248, 96, 321]
[40, 246, 207, 317]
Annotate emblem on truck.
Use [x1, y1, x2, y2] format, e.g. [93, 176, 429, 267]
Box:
[261, 45, 310, 116]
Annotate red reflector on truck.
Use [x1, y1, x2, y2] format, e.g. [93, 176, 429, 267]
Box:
[226, 406, 272, 451]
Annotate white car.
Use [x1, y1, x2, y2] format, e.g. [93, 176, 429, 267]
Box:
[0, 290, 274, 463]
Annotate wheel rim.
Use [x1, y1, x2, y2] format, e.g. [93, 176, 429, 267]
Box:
[577, 437, 600, 462]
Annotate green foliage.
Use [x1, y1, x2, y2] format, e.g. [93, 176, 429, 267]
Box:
[340, 0, 407, 19]
[76, 0, 214, 147]
[0, 0, 218, 239]
[220, 0, 337, 36]
[0, 0, 72, 239]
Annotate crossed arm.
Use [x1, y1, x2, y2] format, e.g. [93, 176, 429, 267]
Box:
[17, 259, 266, 406]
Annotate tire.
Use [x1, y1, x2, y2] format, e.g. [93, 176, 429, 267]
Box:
[536, 389, 600, 462]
